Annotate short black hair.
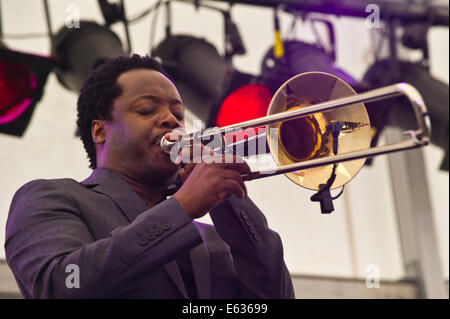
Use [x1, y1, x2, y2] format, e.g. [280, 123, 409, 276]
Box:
[77, 54, 168, 169]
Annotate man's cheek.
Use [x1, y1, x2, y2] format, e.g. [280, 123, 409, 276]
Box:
[108, 132, 136, 155]
[110, 136, 124, 150]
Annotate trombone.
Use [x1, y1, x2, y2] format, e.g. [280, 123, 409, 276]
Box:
[161, 72, 430, 194]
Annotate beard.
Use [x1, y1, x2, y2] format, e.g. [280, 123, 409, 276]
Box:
[131, 144, 180, 188]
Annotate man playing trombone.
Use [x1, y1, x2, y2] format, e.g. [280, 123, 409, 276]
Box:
[5, 54, 295, 299]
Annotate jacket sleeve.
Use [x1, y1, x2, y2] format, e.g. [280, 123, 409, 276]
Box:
[4, 179, 202, 298]
[209, 195, 295, 299]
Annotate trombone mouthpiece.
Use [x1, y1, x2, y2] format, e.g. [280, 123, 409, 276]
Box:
[160, 136, 177, 154]
[160, 128, 188, 154]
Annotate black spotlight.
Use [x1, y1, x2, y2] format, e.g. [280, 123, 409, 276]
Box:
[0, 47, 55, 136]
[153, 34, 235, 125]
[363, 59, 449, 171]
[51, 20, 126, 93]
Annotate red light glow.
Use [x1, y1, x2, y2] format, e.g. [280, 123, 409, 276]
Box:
[0, 61, 37, 124]
[216, 83, 273, 127]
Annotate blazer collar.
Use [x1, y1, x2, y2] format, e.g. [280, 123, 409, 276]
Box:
[81, 168, 148, 222]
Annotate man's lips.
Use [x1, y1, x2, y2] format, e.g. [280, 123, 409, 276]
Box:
[152, 131, 171, 146]
[152, 129, 187, 146]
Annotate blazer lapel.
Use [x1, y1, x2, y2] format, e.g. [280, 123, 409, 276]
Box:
[163, 261, 188, 298]
[164, 224, 211, 299]
[81, 168, 148, 222]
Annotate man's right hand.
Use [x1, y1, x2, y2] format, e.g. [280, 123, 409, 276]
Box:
[173, 152, 251, 220]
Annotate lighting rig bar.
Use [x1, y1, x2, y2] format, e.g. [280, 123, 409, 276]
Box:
[206, 0, 449, 26]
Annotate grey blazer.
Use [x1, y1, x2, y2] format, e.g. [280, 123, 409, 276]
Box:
[5, 168, 295, 299]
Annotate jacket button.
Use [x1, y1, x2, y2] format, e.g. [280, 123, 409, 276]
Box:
[240, 210, 248, 219]
[155, 229, 163, 236]
[139, 238, 149, 246]
[148, 233, 156, 240]
[162, 224, 171, 230]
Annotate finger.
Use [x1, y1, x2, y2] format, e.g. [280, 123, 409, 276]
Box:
[221, 178, 246, 200]
[222, 170, 247, 199]
[222, 157, 251, 175]
[236, 161, 251, 175]
[179, 162, 197, 182]
[165, 129, 185, 142]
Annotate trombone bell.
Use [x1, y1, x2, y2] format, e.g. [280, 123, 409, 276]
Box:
[267, 72, 371, 191]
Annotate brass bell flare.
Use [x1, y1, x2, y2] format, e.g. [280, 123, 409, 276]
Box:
[266, 72, 372, 191]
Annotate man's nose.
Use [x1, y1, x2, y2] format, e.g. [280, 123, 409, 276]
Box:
[161, 110, 182, 129]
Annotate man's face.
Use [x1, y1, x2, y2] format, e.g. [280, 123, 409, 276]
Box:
[99, 68, 184, 186]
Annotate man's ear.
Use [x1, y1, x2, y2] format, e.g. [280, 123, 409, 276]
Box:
[92, 120, 106, 144]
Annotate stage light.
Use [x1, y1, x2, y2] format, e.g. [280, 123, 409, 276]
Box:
[209, 72, 274, 153]
[0, 47, 54, 136]
[214, 82, 272, 127]
[363, 59, 449, 171]
[153, 34, 235, 125]
[0, 61, 35, 124]
[260, 40, 358, 93]
[51, 20, 126, 93]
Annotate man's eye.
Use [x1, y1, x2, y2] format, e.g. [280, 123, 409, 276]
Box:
[137, 108, 154, 115]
